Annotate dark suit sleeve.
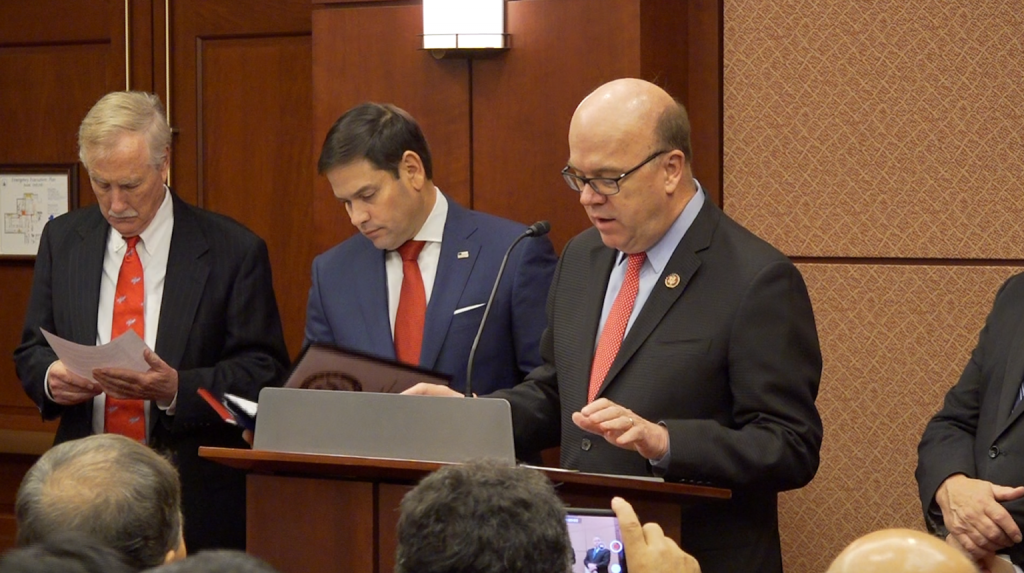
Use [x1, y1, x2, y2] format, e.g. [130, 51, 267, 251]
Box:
[663, 260, 823, 491]
[164, 237, 289, 431]
[13, 221, 64, 420]
[508, 235, 557, 377]
[304, 255, 332, 345]
[492, 242, 566, 457]
[916, 278, 1013, 529]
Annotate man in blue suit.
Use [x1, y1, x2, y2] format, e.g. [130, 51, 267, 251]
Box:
[305, 103, 556, 395]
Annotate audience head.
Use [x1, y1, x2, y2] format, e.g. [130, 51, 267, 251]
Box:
[0, 532, 135, 573]
[565, 78, 694, 254]
[144, 550, 279, 573]
[16, 434, 186, 570]
[395, 461, 572, 573]
[317, 102, 437, 251]
[78, 91, 172, 237]
[826, 529, 978, 573]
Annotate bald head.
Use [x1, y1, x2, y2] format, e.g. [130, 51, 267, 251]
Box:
[570, 78, 692, 165]
[565, 78, 695, 254]
[827, 529, 978, 573]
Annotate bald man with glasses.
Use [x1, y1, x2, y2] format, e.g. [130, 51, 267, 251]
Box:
[407, 78, 822, 573]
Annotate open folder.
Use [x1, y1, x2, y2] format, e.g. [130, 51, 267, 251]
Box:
[283, 343, 451, 392]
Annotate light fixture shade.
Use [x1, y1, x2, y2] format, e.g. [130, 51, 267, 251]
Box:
[423, 0, 506, 50]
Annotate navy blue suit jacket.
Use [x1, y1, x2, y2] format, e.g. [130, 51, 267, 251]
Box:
[305, 197, 556, 395]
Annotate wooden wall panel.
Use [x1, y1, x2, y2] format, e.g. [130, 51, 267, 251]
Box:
[198, 35, 315, 357]
[471, 0, 641, 249]
[169, 0, 312, 207]
[0, 265, 44, 414]
[472, 0, 696, 251]
[0, 0, 115, 45]
[311, 4, 471, 256]
[0, 453, 41, 552]
[0, 0, 125, 432]
[169, 0, 312, 356]
[683, 0, 722, 205]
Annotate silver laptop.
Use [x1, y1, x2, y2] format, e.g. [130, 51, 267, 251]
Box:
[253, 387, 516, 466]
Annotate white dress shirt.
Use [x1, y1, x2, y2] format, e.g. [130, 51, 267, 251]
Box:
[385, 190, 449, 337]
[44, 187, 176, 440]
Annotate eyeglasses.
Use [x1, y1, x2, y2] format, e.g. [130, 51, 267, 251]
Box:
[561, 150, 671, 196]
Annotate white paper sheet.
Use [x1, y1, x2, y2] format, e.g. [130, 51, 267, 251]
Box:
[40, 328, 151, 383]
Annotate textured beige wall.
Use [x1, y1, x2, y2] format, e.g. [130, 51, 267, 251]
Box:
[724, 0, 1024, 259]
[786, 265, 1021, 572]
[723, 0, 1024, 571]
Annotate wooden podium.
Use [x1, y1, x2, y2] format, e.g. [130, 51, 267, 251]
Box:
[201, 447, 730, 573]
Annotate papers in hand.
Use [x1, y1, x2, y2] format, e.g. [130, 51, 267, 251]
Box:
[41, 328, 151, 383]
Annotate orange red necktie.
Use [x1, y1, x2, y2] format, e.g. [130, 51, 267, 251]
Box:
[104, 236, 147, 442]
[394, 240, 427, 365]
[588, 252, 647, 402]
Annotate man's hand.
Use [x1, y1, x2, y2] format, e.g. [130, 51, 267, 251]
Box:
[47, 360, 102, 405]
[612, 497, 700, 573]
[936, 474, 1024, 559]
[93, 349, 178, 404]
[572, 398, 668, 460]
[401, 383, 465, 397]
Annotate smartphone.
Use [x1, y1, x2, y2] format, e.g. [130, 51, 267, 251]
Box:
[565, 508, 627, 573]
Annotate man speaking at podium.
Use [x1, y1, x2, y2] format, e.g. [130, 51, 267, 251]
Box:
[407, 79, 823, 573]
[306, 103, 556, 394]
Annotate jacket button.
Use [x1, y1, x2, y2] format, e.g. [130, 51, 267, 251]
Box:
[581, 438, 592, 451]
[989, 445, 1000, 459]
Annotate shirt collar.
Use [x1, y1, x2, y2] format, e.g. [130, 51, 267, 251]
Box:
[412, 187, 448, 243]
[112, 186, 173, 256]
[616, 179, 706, 274]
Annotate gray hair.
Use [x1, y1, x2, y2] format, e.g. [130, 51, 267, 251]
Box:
[16, 434, 183, 570]
[78, 91, 172, 171]
[145, 550, 280, 573]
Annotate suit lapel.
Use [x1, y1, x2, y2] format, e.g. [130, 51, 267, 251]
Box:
[994, 312, 1024, 437]
[594, 201, 717, 398]
[564, 239, 617, 414]
[155, 196, 209, 369]
[355, 242, 394, 359]
[420, 200, 478, 369]
[70, 211, 108, 344]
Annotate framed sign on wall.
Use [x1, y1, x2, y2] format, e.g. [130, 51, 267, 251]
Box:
[0, 164, 78, 258]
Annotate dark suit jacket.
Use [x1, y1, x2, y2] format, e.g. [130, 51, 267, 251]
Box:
[493, 199, 823, 573]
[304, 196, 556, 395]
[917, 272, 1024, 564]
[14, 193, 289, 552]
[584, 546, 611, 573]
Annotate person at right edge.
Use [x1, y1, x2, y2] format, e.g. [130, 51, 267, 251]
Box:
[917, 273, 1024, 572]
[405, 78, 824, 573]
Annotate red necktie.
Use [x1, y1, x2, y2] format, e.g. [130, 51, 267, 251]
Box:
[105, 236, 147, 442]
[394, 240, 427, 365]
[588, 252, 646, 402]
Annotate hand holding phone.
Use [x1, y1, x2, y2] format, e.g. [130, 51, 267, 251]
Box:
[611, 497, 701, 573]
[565, 508, 625, 573]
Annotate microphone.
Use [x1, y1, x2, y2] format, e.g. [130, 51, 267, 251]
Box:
[465, 221, 551, 398]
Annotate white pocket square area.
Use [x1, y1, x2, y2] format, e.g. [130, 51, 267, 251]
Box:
[453, 303, 486, 315]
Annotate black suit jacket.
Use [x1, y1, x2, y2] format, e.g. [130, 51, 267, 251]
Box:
[917, 272, 1024, 564]
[584, 546, 611, 573]
[493, 199, 823, 573]
[14, 192, 289, 551]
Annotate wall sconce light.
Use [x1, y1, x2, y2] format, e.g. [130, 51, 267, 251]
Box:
[422, 0, 509, 58]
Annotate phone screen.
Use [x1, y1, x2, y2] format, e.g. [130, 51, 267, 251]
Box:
[565, 509, 627, 573]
